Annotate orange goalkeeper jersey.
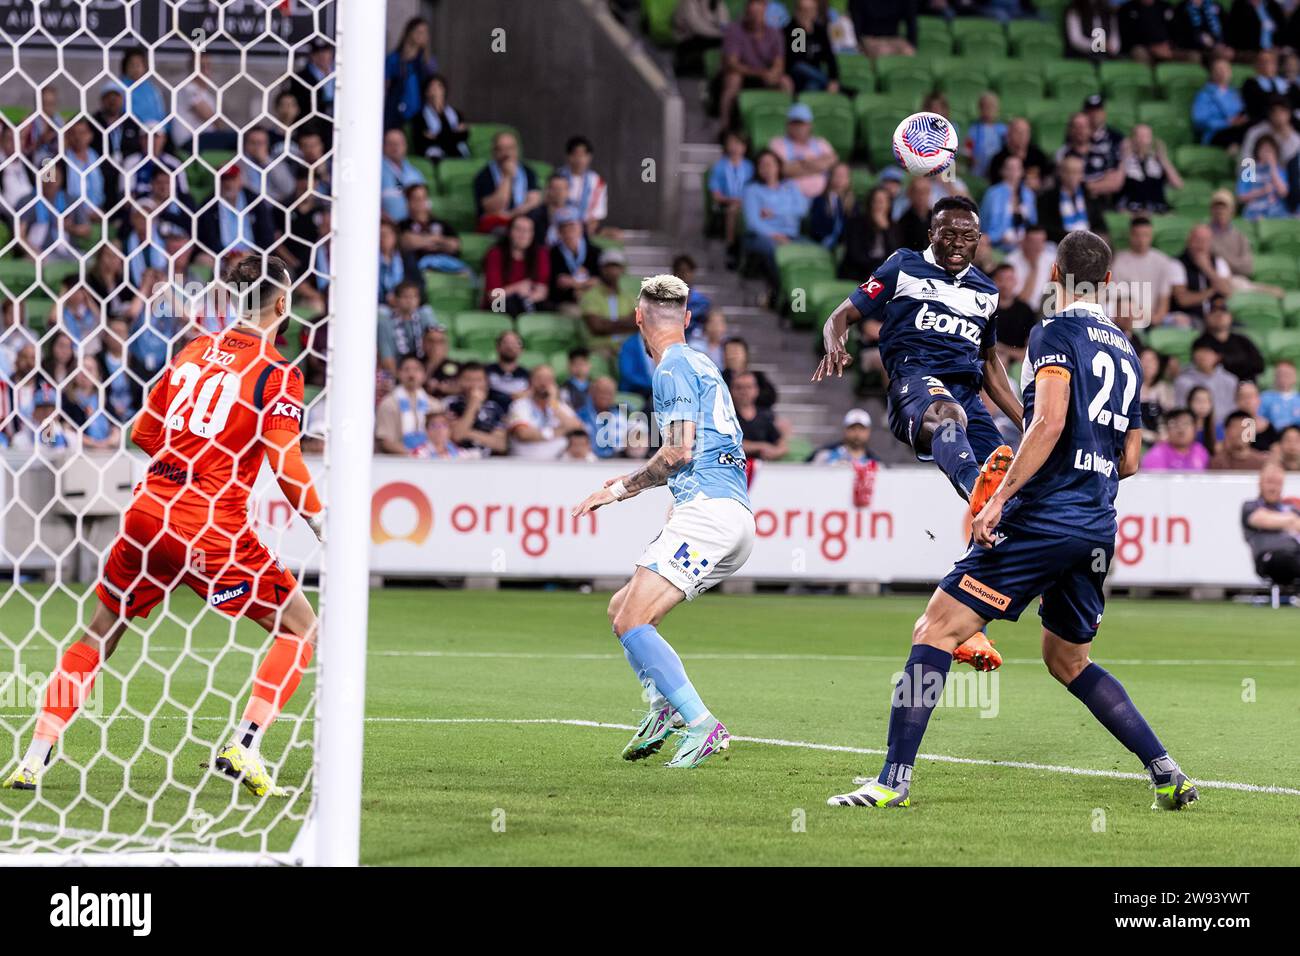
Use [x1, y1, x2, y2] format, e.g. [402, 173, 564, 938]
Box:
[130, 325, 306, 544]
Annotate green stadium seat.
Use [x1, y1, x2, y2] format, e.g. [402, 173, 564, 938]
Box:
[427, 191, 479, 233]
[528, 160, 553, 184]
[1015, 34, 1065, 61]
[1174, 144, 1232, 181]
[1152, 215, 1199, 255]
[1154, 61, 1208, 88]
[1149, 120, 1192, 149]
[812, 109, 856, 158]
[1254, 218, 1300, 252]
[616, 391, 646, 413]
[963, 172, 989, 204]
[746, 115, 787, 155]
[1137, 101, 1184, 127]
[0, 105, 32, 125]
[436, 158, 480, 197]
[1042, 60, 1098, 97]
[949, 17, 1007, 52]
[1251, 253, 1300, 287]
[425, 271, 478, 314]
[642, 0, 677, 46]
[782, 435, 814, 463]
[466, 123, 521, 159]
[1099, 60, 1154, 91]
[808, 279, 859, 324]
[775, 242, 834, 271]
[550, 348, 611, 381]
[1007, 19, 1059, 55]
[703, 46, 722, 81]
[989, 63, 1047, 98]
[864, 114, 901, 168]
[1147, 327, 1195, 364]
[1230, 64, 1255, 89]
[451, 311, 512, 350]
[836, 55, 874, 95]
[408, 156, 435, 185]
[798, 91, 851, 118]
[455, 232, 494, 271]
[1034, 117, 1068, 151]
[449, 346, 490, 364]
[0, 258, 36, 295]
[874, 56, 935, 91]
[517, 312, 579, 353]
[1281, 291, 1300, 326]
[1226, 291, 1284, 330]
[1106, 100, 1139, 131]
[1159, 73, 1207, 106]
[1264, 328, 1300, 364]
[1104, 210, 1134, 247]
[739, 89, 793, 127]
[884, 77, 933, 107]
[782, 263, 837, 327]
[1167, 179, 1215, 212]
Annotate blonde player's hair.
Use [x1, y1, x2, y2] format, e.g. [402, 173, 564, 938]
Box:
[638, 274, 690, 309]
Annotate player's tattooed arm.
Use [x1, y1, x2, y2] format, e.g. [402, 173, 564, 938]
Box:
[571, 421, 696, 517]
[981, 347, 1025, 427]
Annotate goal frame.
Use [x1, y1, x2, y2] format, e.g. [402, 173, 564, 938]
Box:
[0, 1, 383, 868]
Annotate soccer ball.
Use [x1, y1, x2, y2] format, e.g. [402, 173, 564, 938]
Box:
[891, 112, 959, 178]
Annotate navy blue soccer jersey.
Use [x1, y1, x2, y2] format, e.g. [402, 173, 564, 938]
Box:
[846, 247, 999, 385]
[1002, 300, 1143, 544]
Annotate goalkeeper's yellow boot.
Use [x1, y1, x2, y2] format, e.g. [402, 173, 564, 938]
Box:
[213, 742, 287, 798]
[1, 760, 41, 791]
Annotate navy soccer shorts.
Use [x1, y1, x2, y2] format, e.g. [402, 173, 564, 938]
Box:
[939, 527, 1114, 644]
[886, 372, 1004, 463]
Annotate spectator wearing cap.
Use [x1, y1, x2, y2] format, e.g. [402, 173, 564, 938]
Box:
[1240, 460, 1300, 585]
[1237, 133, 1290, 219]
[1080, 97, 1125, 197]
[288, 38, 336, 124]
[767, 102, 838, 199]
[197, 164, 275, 263]
[380, 128, 426, 223]
[741, 149, 811, 302]
[1037, 153, 1108, 243]
[811, 409, 876, 465]
[1172, 228, 1235, 324]
[1207, 189, 1253, 276]
[578, 248, 638, 346]
[1109, 217, 1175, 327]
[1117, 124, 1183, 213]
[91, 80, 140, 175]
[473, 131, 541, 233]
[718, 0, 792, 131]
[548, 208, 600, 313]
[1211, 410, 1270, 470]
[981, 154, 1037, 253]
[1241, 49, 1292, 123]
[707, 129, 754, 263]
[482, 214, 549, 316]
[1142, 408, 1210, 470]
[375, 355, 439, 456]
[785, 0, 840, 93]
[1242, 95, 1300, 164]
[507, 365, 584, 460]
[560, 136, 617, 240]
[410, 74, 469, 162]
[1192, 54, 1249, 146]
[1171, 0, 1230, 57]
[1117, 0, 1176, 63]
[1192, 304, 1266, 382]
[1226, 0, 1287, 59]
[849, 0, 916, 58]
[1261, 359, 1300, 429]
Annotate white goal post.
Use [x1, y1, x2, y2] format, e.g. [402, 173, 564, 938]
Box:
[0, 0, 381, 866]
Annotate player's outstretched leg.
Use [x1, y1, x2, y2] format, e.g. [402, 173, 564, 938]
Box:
[1043, 630, 1198, 810]
[609, 569, 729, 769]
[214, 590, 317, 798]
[829, 590, 988, 807]
[918, 402, 982, 502]
[3, 602, 126, 792]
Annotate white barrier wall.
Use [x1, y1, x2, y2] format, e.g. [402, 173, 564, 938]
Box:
[245, 459, 1300, 589]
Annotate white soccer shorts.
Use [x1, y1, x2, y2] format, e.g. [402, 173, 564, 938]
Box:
[636, 497, 755, 600]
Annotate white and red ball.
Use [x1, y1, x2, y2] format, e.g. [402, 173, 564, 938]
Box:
[891, 111, 959, 178]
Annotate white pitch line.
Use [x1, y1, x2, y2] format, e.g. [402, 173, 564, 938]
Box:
[2, 714, 1295, 797]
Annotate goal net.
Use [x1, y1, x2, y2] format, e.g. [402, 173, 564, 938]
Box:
[0, 0, 377, 865]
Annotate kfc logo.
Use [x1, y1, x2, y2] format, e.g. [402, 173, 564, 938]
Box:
[860, 277, 884, 299]
[271, 401, 302, 421]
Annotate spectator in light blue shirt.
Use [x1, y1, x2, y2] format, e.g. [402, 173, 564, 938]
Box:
[1261, 359, 1300, 428]
[120, 47, 167, 130]
[707, 129, 754, 260]
[1237, 133, 1290, 219]
[1192, 55, 1249, 145]
[380, 127, 426, 222]
[742, 149, 811, 300]
[963, 93, 1007, 180]
[980, 154, 1037, 252]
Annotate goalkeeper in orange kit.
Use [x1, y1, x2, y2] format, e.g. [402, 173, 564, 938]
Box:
[4, 255, 324, 797]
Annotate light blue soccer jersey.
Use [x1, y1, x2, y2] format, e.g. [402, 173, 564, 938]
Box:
[653, 343, 750, 510]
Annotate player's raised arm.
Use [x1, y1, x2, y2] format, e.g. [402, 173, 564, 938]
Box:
[813, 256, 897, 383]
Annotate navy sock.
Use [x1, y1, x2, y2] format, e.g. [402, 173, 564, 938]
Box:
[929, 419, 981, 499]
[1067, 662, 1166, 767]
[879, 644, 952, 786]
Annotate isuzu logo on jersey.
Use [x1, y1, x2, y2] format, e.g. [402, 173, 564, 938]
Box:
[913, 304, 983, 345]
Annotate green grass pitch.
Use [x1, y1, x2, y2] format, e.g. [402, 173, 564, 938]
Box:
[2, 588, 1298, 865]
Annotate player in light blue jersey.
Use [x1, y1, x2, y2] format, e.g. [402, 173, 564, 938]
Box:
[572, 275, 755, 769]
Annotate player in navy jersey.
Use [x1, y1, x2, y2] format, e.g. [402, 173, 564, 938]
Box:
[572, 275, 754, 769]
[827, 231, 1198, 811]
[813, 196, 1024, 671]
